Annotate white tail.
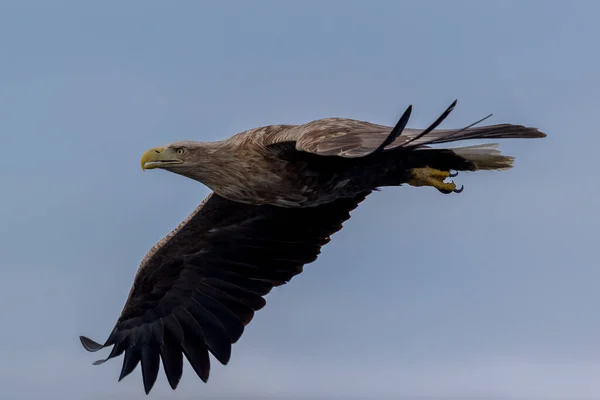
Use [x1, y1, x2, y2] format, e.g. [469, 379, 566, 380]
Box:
[452, 143, 514, 171]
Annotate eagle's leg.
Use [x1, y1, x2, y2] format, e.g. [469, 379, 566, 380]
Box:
[407, 167, 464, 194]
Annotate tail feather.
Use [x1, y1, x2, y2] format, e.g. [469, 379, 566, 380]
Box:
[399, 104, 545, 171]
[451, 143, 514, 171]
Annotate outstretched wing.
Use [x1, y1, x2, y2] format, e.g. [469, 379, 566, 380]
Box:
[264, 101, 545, 158]
[80, 191, 370, 394]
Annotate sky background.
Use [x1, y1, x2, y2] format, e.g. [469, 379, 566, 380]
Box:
[0, 1, 598, 399]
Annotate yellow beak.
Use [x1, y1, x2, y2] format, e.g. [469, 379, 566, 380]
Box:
[141, 146, 188, 171]
[141, 147, 166, 170]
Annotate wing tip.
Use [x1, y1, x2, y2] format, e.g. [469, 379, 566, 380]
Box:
[502, 124, 547, 139]
[143, 375, 157, 395]
[529, 127, 547, 138]
[80, 335, 104, 352]
[166, 373, 182, 391]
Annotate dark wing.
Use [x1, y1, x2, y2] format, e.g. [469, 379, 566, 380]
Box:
[80, 191, 370, 394]
[264, 101, 545, 158]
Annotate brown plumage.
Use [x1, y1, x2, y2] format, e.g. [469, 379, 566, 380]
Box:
[80, 100, 546, 394]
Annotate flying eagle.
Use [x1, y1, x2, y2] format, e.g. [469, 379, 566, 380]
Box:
[80, 100, 546, 394]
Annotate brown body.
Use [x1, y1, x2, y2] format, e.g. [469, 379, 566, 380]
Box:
[166, 139, 381, 207]
[158, 120, 481, 207]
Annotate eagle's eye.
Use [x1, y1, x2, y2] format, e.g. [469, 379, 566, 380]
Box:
[176, 148, 185, 155]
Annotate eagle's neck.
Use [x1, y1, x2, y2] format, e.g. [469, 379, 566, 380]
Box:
[169, 141, 285, 203]
[168, 141, 233, 182]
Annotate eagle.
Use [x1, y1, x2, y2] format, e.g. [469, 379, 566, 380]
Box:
[80, 100, 546, 394]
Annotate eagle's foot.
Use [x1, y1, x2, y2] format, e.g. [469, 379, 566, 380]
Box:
[408, 167, 464, 194]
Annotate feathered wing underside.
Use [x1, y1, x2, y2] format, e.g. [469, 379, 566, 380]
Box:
[264, 100, 546, 158]
[80, 191, 370, 394]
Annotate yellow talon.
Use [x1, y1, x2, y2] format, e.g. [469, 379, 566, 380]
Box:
[408, 167, 464, 194]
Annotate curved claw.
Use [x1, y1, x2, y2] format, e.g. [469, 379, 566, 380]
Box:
[449, 170, 458, 178]
[453, 185, 464, 193]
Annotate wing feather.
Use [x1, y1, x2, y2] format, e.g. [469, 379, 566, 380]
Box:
[80, 191, 369, 393]
[160, 329, 183, 389]
[263, 101, 545, 158]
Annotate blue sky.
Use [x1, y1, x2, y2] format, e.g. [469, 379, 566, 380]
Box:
[0, 1, 598, 399]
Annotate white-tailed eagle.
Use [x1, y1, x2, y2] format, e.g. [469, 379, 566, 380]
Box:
[80, 100, 546, 394]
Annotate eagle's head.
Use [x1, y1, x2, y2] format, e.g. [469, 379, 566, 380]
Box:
[140, 141, 203, 171]
[140, 140, 237, 188]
